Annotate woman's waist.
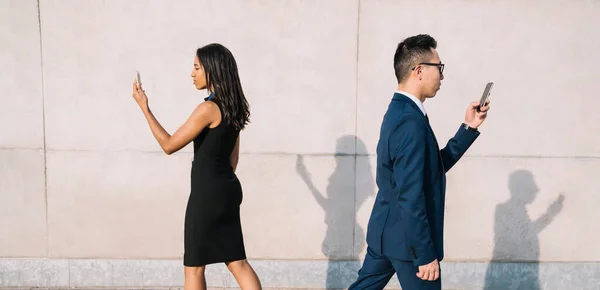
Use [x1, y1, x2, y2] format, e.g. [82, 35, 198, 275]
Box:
[190, 172, 241, 189]
[191, 156, 231, 166]
[191, 163, 236, 176]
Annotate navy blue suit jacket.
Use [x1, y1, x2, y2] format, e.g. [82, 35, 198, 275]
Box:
[365, 93, 480, 266]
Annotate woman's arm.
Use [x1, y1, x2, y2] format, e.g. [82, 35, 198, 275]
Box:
[133, 81, 217, 155]
[230, 136, 240, 171]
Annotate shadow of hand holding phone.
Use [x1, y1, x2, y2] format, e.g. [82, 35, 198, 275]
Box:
[484, 170, 565, 290]
[295, 135, 374, 289]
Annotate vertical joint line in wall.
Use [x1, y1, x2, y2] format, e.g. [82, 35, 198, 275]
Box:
[353, 0, 361, 258]
[354, 0, 361, 149]
[37, 0, 49, 257]
[353, 137, 358, 258]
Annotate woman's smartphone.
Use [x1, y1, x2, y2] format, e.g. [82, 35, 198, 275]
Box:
[136, 70, 142, 86]
[478, 82, 493, 111]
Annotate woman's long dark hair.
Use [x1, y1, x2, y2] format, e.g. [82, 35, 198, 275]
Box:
[196, 43, 250, 130]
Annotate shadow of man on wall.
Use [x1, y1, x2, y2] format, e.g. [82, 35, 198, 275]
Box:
[296, 135, 375, 289]
[484, 169, 564, 290]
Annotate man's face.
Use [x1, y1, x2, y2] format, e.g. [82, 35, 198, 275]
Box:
[419, 48, 444, 98]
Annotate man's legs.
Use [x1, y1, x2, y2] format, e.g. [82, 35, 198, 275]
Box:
[391, 259, 441, 290]
[348, 247, 396, 290]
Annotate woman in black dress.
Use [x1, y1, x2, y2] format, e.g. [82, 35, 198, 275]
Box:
[132, 43, 261, 290]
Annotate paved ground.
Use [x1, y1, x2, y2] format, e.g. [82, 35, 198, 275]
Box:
[0, 287, 352, 290]
[0, 288, 351, 290]
[0, 288, 360, 290]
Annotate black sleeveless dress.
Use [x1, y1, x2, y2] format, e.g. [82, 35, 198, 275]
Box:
[183, 97, 246, 266]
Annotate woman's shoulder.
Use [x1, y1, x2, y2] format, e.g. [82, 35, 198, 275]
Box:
[189, 100, 220, 122]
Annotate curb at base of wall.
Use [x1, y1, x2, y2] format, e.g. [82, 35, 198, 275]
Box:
[1, 259, 599, 289]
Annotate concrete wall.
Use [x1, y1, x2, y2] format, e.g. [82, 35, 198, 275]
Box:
[1, 0, 599, 289]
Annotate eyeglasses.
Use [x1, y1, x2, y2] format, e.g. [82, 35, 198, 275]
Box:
[412, 62, 444, 74]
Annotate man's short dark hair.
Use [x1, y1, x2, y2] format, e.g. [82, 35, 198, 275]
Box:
[393, 34, 437, 83]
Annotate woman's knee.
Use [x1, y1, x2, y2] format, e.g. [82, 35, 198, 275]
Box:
[226, 259, 252, 272]
[184, 266, 206, 277]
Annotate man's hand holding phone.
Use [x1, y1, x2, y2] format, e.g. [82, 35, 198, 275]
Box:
[464, 82, 493, 129]
[465, 99, 490, 129]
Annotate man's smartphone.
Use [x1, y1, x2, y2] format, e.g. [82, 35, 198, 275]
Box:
[136, 70, 142, 86]
[478, 82, 493, 111]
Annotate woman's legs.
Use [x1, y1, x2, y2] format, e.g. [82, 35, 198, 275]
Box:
[184, 266, 207, 290]
[226, 259, 262, 290]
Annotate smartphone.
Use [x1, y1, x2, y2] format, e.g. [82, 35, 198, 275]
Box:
[478, 82, 493, 111]
[136, 70, 142, 86]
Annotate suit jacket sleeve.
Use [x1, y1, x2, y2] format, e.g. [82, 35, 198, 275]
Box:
[390, 115, 436, 266]
[439, 124, 480, 172]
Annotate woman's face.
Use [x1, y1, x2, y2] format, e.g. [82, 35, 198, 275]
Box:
[191, 56, 207, 90]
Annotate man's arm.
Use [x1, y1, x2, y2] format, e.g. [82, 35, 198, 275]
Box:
[439, 124, 480, 172]
[440, 100, 491, 171]
[391, 116, 436, 266]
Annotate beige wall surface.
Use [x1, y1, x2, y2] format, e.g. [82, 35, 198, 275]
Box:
[1, 0, 599, 288]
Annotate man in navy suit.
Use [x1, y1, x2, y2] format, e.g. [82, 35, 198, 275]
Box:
[349, 34, 490, 290]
